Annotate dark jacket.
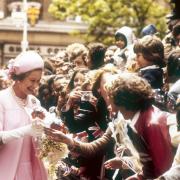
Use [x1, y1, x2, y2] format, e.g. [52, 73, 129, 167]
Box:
[61, 97, 109, 135]
[139, 65, 164, 89]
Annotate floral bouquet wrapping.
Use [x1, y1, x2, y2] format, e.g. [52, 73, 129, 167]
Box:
[31, 108, 69, 179]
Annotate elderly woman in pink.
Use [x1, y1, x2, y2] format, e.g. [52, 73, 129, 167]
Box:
[0, 51, 47, 180]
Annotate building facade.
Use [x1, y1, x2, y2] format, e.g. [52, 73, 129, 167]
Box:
[0, 0, 87, 66]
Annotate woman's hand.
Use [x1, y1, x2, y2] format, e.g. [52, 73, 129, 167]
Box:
[64, 90, 82, 110]
[104, 157, 123, 170]
[44, 127, 73, 145]
[116, 145, 131, 156]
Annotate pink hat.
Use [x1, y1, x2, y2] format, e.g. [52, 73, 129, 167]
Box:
[8, 51, 44, 76]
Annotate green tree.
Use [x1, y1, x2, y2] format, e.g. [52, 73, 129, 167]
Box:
[48, 0, 171, 45]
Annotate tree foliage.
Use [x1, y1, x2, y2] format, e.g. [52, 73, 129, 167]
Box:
[48, 0, 171, 45]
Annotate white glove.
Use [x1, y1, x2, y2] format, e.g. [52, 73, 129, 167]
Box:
[0, 117, 44, 144]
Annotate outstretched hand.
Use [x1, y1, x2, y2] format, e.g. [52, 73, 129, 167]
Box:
[44, 127, 72, 145]
[104, 157, 123, 170]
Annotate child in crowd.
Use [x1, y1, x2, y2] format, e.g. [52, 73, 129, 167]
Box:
[113, 26, 136, 70]
[133, 35, 166, 89]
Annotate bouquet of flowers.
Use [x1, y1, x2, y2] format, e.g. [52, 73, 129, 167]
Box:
[40, 136, 69, 179]
[31, 108, 69, 179]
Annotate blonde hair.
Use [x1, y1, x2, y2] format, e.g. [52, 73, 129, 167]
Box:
[90, 65, 118, 97]
[66, 43, 88, 61]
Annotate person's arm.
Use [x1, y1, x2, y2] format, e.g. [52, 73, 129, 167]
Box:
[45, 126, 113, 157]
[104, 156, 140, 173]
[0, 118, 43, 144]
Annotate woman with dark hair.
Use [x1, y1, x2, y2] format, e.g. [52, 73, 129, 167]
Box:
[86, 42, 106, 70]
[45, 73, 174, 180]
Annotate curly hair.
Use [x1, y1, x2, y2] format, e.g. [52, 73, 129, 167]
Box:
[66, 43, 88, 62]
[106, 73, 154, 111]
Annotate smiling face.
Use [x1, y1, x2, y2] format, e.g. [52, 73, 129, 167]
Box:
[14, 69, 42, 98]
[115, 39, 126, 49]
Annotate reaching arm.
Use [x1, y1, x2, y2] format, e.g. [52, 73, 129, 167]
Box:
[45, 126, 113, 157]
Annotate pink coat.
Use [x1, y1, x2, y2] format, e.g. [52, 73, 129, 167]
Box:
[0, 87, 47, 180]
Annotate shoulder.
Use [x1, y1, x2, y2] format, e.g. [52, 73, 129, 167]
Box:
[138, 106, 168, 128]
[143, 107, 169, 130]
[140, 65, 163, 75]
[0, 88, 12, 103]
[0, 88, 10, 97]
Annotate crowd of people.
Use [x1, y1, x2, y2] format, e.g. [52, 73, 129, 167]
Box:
[0, 13, 180, 180]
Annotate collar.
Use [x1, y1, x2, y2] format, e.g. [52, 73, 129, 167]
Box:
[140, 65, 159, 71]
[129, 111, 140, 132]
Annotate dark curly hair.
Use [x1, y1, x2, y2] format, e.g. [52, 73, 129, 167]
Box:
[106, 73, 154, 111]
